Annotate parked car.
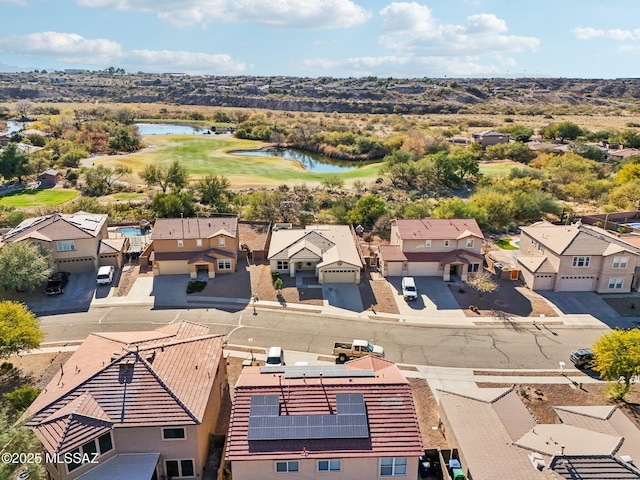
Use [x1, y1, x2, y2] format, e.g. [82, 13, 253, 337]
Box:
[96, 265, 114, 285]
[401, 276, 418, 301]
[570, 348, 594, 369]
[333, 339, 384, 363]
[45, 272, 69, 295]
[265, 346, 285, 366]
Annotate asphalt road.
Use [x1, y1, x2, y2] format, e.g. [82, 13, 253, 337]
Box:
[38, 305, 608, 370]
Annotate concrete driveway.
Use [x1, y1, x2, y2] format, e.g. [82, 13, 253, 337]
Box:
[389, 277, 466, 319]
[29, 272, 95, 315]
[540, 291, 619, 319]
[322, 284, 363, 313]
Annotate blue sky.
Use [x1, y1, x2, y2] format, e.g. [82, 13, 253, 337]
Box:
[0, 0, 639, 78]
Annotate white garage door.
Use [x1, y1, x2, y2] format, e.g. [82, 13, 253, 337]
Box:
[534, 274, 554, 290]
[557, 276, 595, 292]
[408, 262, 441, 276]
[158, 260, 189, 276]
[322, 269, 357, 283]
[384, 262, 404, 277]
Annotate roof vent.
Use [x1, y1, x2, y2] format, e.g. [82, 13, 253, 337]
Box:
[528, 452, 546, 471]
[621, 455, 634, 465]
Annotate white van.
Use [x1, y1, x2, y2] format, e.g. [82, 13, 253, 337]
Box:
[401, 276, 418, 301]
[96, 265, 115, 285]
[266, 346, 285, 366]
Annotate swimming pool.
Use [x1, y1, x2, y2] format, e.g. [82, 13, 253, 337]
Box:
[116, 227, 146, 237]
[624, 222, 640, 230]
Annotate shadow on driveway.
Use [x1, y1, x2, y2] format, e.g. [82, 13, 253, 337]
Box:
[540, 291, 637, 328]
[26, 272, 95, 316]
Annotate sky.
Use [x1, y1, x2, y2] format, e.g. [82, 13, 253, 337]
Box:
[1, 0, 640, 78]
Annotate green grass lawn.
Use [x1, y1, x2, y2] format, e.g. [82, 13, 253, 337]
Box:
[112, 192, 147, 200]
[479, 160, 532, 177]
[96, 135, 384, 187]
[496, 238, 519, 250]
[0, 188, 78, 207]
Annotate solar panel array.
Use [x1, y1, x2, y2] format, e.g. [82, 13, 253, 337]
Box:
[259, 364, 375, 379]
[247, 393, 369, 441]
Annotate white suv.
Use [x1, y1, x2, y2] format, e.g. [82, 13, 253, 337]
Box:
[401, 276, 418, 301]
[96, 266, 114, 285]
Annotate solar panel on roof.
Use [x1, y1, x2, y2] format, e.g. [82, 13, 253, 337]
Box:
[247, 393, 369, 441]
[259, 364, 375, 378]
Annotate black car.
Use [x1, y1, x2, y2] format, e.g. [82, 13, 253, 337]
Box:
[45, 272, 69, 295]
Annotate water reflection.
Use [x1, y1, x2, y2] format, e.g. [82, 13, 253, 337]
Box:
[136, 123, 206, 135]
[232, 148, 373, 173]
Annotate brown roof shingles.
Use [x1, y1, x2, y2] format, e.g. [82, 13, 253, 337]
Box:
[226, 359, 423, 462]
[26, 322, 224, 454]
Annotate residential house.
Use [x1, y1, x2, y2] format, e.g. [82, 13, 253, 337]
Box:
[438, 386, 640, 480]
[2, 212, 120, 273]
[515, 221, 640, 292]
[605, 147, 640, 162]
[150, 216, 239, 278]
[471, 130, 510, 149]
[526, 140, 569, 154]
[24, 321, 227, 480]
[38, 168, 61, 187]
[225, 357, 424, 480]
[267, 225, 363, 284]
[378, 219, 484, 281]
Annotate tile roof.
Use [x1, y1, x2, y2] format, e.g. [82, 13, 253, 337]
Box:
[268, 225, 362, 269]
[99, 238, 125, 254]
[226, 358, 423, 462]
[4, 212, 107, 243]
[379, 246, 483, 264]
[152, 217, 238, 240]
[394, 219, 484, 241]
[26, 322, 224, 454]
[153, 248, 237, 263]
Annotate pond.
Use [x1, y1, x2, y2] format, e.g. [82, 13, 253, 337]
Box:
[6, 120, 34, 133]
[135, 123, 209, 135]
[231, 148, 372, 173]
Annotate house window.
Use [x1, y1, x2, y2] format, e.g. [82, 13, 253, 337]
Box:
[572, 256, 590, 267]
[177, 240, 184, 248]
[467, 263, 480, 273]
[56, 240, 75, 251]
[165, 459, 195, 478]
[318, 460, 341, 472]
[277, 260, 289, 270]
[66, 432, 113, 473]
[218, 237, 226, 247]
[444, 240, 450, 247]
[466, 239, 474, 248]
[380, 457, 407, 477]
[217, 259, 231, 270]
[162, 427, 186, 440]
[425, 240, 431, 247]
[608, 278, 624, 289]
[537, 243, 544, 253]
[196, 239, 203, 247]
[612, 256, 628, 269]
[276, 461, 299, 473]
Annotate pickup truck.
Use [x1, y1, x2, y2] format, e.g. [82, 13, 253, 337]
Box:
[45, 272, 69, 295]
[333, 339, 384, 363]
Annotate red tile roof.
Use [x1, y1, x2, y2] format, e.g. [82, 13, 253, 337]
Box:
[226, 357, 423, 462]
[394, 218, 483, 241]
[26, 322, 224, 454]
[152, 217, 237, 240]
[379, 245, 483, 263]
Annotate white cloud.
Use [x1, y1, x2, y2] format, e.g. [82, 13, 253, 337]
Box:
[573, 26, 640, 41]
[379, 2, 539, 55]
[0, 32, 246, 74]
[77, 0, 371, 29]
[301, 55, 500, 77]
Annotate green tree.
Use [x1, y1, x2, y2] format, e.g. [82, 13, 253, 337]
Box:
[610, 129, 640, 149]
[84, 164, 132, 196]
[4, 385, 41, 411]
[0, 143, 31, 183]
[0, 301, 43, 359]
[591, 329, 640, 401]
[196, 175, 231, 211]
[150, 191, 197, 218]
[346, 194, 388, 228]
[0, 406, 46, 480]
[433, 198, 488, 225]
[0, 243, 51, 292]
[321, 174, 345, 192]
[542, 121, 582, 142]
[484, 142, 536, 164]
[140, 160, 189, 193]
[108, 126, 141, 152]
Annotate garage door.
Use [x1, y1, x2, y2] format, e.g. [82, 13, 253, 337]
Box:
[99, 253, 120, 268]
[322, 269, 357, 283]
[534, 274, 554, 290]
[55, 257, 96, 273]
[157, 260, 190, 276]
[384, 262, 404, 277]
[556, 276, 595, 292]
[408, 262, 441, 276]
